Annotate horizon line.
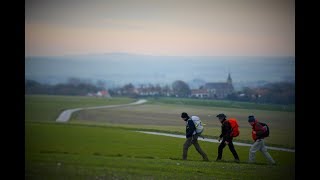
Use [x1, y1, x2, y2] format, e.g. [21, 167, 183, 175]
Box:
[25, 52, 295, 58]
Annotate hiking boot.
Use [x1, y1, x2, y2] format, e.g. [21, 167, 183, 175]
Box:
[203, 158, 209, 162]
[216, 159, 222, 162]
[234, 159, 240, 163]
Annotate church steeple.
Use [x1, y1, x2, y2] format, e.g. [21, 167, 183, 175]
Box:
[227, 73, 232, 84]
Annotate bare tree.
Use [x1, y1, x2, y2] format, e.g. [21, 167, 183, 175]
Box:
[172, 80, 191, 97]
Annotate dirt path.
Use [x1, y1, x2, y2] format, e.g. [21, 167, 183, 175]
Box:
[56, 99, 147, 122]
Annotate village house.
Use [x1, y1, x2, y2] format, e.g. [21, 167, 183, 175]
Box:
[88, 90, 111, 98]
[191, 89, 209, 98]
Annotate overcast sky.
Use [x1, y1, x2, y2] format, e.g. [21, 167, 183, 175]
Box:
[25, 0, 294, 57]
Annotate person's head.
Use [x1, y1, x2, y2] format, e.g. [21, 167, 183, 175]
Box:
[181, 112, 189, 121]
[216, 113, 226, 122]
[248, 115, 256, 125]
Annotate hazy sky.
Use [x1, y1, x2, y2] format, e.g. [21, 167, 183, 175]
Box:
[25, 0, 294, 57]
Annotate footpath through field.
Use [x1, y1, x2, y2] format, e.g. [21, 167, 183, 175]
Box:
[137, 131, 295, 153]
[55, 99, 294, 153]
[56, 99, 147, 122]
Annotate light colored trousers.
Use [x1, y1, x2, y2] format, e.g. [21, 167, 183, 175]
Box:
[249, 139, 275, 164]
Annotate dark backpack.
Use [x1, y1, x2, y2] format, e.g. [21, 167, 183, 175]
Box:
[258, 122, 269, 137]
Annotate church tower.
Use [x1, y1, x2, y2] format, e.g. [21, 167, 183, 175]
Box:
[227, 73, 232, 84]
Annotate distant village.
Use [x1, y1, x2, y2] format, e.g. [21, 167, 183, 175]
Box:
[26, 72, 294, 105]
[89, 73, 261, 101]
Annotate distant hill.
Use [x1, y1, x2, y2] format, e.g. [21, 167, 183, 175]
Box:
[25, 53, 295, 89]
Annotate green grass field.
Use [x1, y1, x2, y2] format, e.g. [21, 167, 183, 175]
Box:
[26, 122, 295, 179]
[25, 95, 135, 122]
[146, 97, 295, 112]
[25, 95, 295, 179]
[72, 103, 295, 149]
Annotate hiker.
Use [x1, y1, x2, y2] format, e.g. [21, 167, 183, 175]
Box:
[216, 113, 240, 162]
[248, 115, 276, 165]
[181, 112, 209, 161]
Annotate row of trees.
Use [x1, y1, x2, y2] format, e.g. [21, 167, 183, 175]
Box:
[108, 80, 191, 98]
[228, 82, 295, 104]
[26, 78, 294, 105]
[25, 78, 105, 96]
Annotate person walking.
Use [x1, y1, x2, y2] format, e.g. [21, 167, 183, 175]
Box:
[248, 115, 276, 165]
[181, 112, 209, 161]
[216, 113, 240, 162]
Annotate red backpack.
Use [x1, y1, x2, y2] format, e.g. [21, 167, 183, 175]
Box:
[227, 118, 240, 137]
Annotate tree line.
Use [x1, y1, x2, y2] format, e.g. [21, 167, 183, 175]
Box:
[25, 78, 294, 105]
[228, 82, 295, 105]
[25, 78, 104, 96]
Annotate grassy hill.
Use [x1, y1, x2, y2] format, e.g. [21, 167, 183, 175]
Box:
[25, 95, 295, 179]
[26, 122, 294, 179]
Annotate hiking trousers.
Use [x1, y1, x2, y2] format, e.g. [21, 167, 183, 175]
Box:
[249, 139, 275, 164]
[183, 134, 209, 161]
[216, 139, 239, 161]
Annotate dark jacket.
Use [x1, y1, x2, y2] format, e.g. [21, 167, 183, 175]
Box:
[186, 118, 196, 138]
[219, 119, 232, 142]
